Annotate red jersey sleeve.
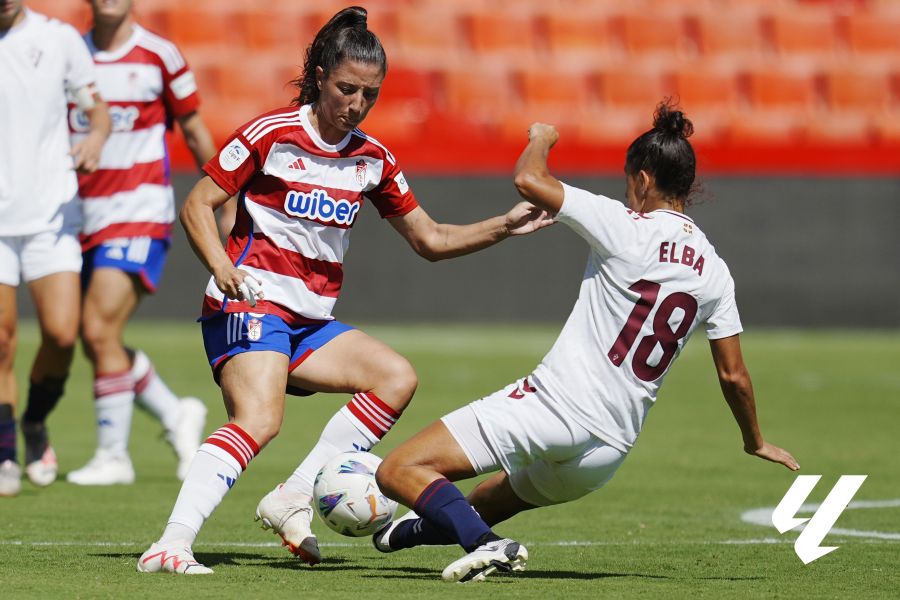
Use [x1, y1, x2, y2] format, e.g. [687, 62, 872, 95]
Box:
[161, 45, 200, 119]
[367, 154, 419, 219]
[203, 128, 262, 196]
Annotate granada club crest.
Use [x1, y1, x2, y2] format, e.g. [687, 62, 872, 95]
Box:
[247, 318, 263, 341]
[355, 159, 367, 187]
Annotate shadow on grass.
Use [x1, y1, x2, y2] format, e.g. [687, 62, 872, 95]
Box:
[95, 552, 354, 570]
[365, 567, 767, 582]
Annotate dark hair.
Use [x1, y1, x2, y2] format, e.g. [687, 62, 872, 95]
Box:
[625, 100, 697, 203]
[291, 6, 387, 106]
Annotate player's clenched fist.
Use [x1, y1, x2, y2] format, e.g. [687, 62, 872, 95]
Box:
[213, 266, 264, 307]
[527, 123, 559, 147]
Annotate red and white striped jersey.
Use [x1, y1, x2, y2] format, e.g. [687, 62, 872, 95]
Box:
[202, 104, 418, 325]
[69, 24, 200, 250]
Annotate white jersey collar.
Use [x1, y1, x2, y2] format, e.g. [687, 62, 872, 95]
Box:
[655, 209, 694, 223]
[87, 23, 142, 62]
[300, 104, 352, 152]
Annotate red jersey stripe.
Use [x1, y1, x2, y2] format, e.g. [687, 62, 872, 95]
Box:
[239, 233, 344, 298]
[81, 222, 173, 251]
[78, 159, 167, 198]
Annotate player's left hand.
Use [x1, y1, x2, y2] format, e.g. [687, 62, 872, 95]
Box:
[70, 132, 106, 173]
[505, 201, 555, 236]
[747, 441, 800, 471]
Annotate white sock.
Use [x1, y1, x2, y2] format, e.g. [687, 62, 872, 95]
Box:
[132, 350, 181, 433]
[160, 423, 260, 545]
[282, 393, 400, 496]
[94, 371, 135, 456]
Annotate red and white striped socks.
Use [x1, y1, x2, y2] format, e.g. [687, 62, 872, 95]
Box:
[282, 392, 401, 497]
[161, 423, 260, 545]
[94, 371, 135, 456]
[131, 350, 181, 433]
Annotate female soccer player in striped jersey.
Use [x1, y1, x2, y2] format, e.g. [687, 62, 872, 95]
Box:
[372, 105, 800, 582]
[64, 0, 218, 488]
[137, 6, 552, 574]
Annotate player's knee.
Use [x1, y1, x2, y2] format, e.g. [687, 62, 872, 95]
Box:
[42, 323, 78, 353]
[0, 326, 16, 366]
[244, 414, 281, 447]
[374, 458, 401, 498]
[80, 316, 113, 356]
[379, 355, 418, 407]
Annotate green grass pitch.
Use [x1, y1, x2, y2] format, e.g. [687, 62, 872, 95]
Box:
[2, 322, 898, 599]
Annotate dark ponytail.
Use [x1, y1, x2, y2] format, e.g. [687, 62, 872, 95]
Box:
[291, 6, 387, 106]
[625, 99, 697, 203]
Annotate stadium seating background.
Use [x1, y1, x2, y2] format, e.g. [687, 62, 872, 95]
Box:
[28, 0, 900, 174]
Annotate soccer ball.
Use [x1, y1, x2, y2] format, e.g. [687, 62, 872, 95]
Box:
[313, 451, 398, 537]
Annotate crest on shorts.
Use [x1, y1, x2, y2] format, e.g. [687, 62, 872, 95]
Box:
[355, 159, 367, 187]
[247, 318, 263, 341]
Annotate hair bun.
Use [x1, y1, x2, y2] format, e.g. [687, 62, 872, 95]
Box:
[653, 101, 693, 139]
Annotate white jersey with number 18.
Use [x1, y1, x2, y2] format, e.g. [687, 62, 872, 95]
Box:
[531, 183, 743, 454]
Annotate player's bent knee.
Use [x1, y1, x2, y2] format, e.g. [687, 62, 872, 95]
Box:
[378, 355, 418, 406]
[42, 326, 78, 353]
[374, 458, 403, 499]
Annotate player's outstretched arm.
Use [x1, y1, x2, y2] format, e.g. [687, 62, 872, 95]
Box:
[709, 335, 800, 471]
[180, 176, 262, 304]
[388, 203, 553, 262]
[513, 123, 565, 214]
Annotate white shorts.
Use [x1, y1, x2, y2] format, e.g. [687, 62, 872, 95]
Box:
[0, 226, 82, 287]
[441, 377, 627, 507]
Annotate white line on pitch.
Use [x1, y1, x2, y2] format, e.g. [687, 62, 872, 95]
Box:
[0, 538, 894, 549]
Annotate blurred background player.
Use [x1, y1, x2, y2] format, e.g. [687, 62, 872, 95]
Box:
[137, 6, 552, 574]
[65, 0, 217, 486]
[373, 106, 800, 582]
[0, 0, 110, 496]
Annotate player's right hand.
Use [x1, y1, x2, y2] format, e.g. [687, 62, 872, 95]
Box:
[747, 441, 800, 471]
[528, 123, 559, 147]
[214, 266, 264, 306]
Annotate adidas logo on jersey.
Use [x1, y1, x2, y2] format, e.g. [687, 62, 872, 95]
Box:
[288, 158, 306, 170]
[284, 189, 360, 226]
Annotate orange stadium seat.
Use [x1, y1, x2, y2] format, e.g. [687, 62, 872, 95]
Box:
[823, 67, 893, 114]
[743, 68, 819, 112]
[844, 12, 900, 57]
[394, 12, 467, 68]
[516, 69, 593, 112]
[233, 6, 314, 53]
[803, 112, 872, 144]
[616, 13, 691, 60]
[691, 12, 768, 62]
[767, 9, 840, 60]
[595, 66, 669, 111]
[164, 7, 235, 51]
[379, 68, 436, 106]
[465, 11, 540, 64]
[667, 66, 741, 143]
[669, 66, 740, 111]
[542, 12, 620, 63]
[724, 111, 804, 145]
[441, 67, 515, 123]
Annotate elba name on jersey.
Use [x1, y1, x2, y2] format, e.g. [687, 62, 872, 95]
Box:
[659, 241, 705, 276]
[284, 189, 360, 226]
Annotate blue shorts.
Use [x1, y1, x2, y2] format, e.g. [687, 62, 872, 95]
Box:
[201, 312, 353, 396]
[82, 237, 169, 293]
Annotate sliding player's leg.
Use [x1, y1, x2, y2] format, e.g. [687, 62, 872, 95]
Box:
[375, 416, 528, 582]
[256, 325, 417, 565]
